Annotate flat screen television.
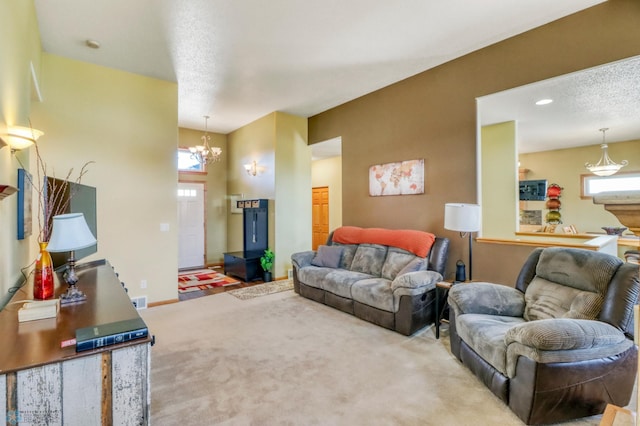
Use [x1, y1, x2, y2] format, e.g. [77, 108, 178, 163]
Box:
[44, 176, 98, 268]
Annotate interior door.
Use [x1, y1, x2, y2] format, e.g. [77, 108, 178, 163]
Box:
[312, 186, 329, 250]
[178, 182, 205, 270]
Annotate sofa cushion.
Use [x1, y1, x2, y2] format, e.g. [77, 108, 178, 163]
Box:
[311, 245, 344, 268]
[381, 247, 419, 280]
[350, 244, 387, 277]
[322, 269, 374, 299]
[351, 278, 394, 312]
[333, 243, 358, 269]
[297, 266, 335, 289]
[456, 313, 525, 376]
[524, 277, 603, 321]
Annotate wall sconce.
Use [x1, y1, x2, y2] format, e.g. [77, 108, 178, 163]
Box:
[0, 125, 44, 151]
[244, 160, 258, 176]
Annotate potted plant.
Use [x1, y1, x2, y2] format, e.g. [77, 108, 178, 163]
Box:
[260, 248, 274, 282]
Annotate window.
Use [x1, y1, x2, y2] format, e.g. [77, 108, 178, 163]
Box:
[177, 148, 204, 173]
[581, 172, 640, 198]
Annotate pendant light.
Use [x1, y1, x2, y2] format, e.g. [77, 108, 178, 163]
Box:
[585, 128, 628, 177]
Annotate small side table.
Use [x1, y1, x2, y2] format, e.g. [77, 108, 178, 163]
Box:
[434, 280, 473, 339]
[434, 281, 453, 339]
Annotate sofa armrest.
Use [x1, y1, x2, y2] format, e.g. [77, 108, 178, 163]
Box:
[505, 318, 627, 351]
[448, 282, 525, 317]
[391, 270, 442, 292]
[291, 251, 316, 269]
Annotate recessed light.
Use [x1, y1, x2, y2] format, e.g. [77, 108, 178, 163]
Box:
[85, 39, 101, 49]
[535, 99, 553, 105]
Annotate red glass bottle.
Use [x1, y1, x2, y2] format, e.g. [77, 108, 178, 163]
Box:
[34, 242, 54, 299]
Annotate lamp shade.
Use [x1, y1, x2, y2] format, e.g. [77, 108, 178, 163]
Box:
[46, 213, 97, 252]
[444, 203, 480, 233]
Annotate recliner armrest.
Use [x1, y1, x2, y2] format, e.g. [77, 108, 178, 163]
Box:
[448, 282, 525, 317]
[505, 318, 627, 351]
[391, 270, 442, 292]
[291, 251, 316, 269]
[503, 318, 634, 377]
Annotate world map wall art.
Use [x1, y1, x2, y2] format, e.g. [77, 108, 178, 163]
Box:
[369, 159, 424, 196]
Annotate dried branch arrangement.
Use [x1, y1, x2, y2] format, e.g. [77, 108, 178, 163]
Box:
[15, 123, 93, 243]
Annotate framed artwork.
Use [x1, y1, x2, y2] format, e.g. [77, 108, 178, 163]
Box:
[369, 159, 424, 196]
[17, 168, 33, 240]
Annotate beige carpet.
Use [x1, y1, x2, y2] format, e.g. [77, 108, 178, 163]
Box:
[141, 291, 632, 425]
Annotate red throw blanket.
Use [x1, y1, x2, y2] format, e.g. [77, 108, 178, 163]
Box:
[332, 226, 435, 258]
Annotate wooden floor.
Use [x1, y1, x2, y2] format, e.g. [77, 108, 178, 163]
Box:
[178, 270, 266, 302]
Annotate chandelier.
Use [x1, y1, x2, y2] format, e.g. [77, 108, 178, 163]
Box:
[189, 115, 222, 165]
[584, 128, 628, 177]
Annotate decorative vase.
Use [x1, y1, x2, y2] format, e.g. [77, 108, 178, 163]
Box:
[34, 241, 55, 300]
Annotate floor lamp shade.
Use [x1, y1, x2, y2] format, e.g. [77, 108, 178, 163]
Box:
[444, 203, 480, 281]
[444, 203, 480, 233]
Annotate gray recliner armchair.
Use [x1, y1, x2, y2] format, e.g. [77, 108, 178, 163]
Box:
[448, 247, 639, 425]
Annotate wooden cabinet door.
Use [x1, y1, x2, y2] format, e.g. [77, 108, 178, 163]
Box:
[312, 187, 329, 250]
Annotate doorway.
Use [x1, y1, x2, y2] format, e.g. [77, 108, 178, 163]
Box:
[312, 186, 329, 249]
[178, 181, 205, 270]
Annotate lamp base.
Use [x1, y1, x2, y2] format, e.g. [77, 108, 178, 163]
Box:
[60, 284, 87, 306]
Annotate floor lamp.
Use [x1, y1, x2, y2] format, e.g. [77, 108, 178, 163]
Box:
[444, 203, 480, 281]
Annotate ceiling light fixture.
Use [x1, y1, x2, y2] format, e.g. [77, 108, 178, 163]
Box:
[585, 128, 628, 177]
[1, 125, 44, 151]
[85, 39, 100, 49]
[189, 115, 222, 165]
[535, 99, 553, 105]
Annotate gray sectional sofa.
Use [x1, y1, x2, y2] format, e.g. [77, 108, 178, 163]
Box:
[291, 226, 449, 335]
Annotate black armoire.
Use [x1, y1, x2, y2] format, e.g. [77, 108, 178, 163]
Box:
[223, 199, 268, 281]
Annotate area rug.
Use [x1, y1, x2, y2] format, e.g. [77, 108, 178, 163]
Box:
[178, 268, 239, 293]
[141, 292, 623, 425]
[228, 279, 293, 300]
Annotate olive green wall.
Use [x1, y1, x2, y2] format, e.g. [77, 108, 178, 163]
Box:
[0, 0, 42, 299]
[32, 54, 179, 304]
[227, 112, 311, 279]
[519, 139, 640, 234]
[308, 0, 640, 283]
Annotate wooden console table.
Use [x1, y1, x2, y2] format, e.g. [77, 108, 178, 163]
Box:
[0, 259, 151, 425]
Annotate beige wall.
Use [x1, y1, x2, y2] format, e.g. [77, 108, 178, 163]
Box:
[519, 139, 640, 233]
[309, 0, 640, 284]
[311, 156, 343, 233]
[0, 0, 42, 299]
[178, 127, 228, 265]
[31, 54, 179, 304]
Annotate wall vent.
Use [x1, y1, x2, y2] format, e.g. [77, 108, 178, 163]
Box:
[131, 296, 148, 310]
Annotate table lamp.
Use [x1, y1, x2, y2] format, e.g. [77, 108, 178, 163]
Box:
[46, 213, 97, 305]
[444, 203, 480, 281]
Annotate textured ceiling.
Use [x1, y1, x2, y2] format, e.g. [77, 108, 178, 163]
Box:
[479, 55, 640, 153]
[34, 0, 604, 138]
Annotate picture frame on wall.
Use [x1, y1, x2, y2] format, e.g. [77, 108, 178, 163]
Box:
[17, 168, 33, 240]
[368, 159, 424, 196]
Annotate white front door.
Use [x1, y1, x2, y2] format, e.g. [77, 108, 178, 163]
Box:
[178, 182, 205, 270]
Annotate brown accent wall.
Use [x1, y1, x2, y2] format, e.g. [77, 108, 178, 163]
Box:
[308, 0, 640, 283]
